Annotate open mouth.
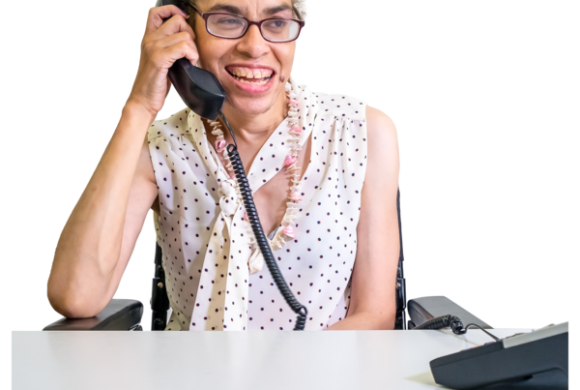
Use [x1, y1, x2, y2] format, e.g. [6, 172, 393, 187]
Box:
[226, 69, 275, 85]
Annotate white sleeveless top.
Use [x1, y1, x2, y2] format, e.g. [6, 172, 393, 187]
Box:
[148, 78, 368, 331]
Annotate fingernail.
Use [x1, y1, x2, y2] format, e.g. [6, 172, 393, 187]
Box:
[181, 10, 190, 17]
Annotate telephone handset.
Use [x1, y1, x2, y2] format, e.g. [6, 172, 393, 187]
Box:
[156, 0, 308, 330]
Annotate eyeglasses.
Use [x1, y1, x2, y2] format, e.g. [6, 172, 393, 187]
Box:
[190, 5, 305, 43]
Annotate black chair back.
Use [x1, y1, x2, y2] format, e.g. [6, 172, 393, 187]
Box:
[151, 244, 169, 330]
[150, 189, 407, 330]
[395, 189, 406, 329]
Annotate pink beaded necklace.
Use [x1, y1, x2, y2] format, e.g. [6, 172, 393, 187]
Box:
[208, 82, 302, 273]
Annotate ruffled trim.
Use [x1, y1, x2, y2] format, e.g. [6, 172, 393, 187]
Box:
[210, 82, 303, 274]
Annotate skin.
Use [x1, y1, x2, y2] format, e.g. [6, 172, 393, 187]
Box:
[188, 0, 297, 172]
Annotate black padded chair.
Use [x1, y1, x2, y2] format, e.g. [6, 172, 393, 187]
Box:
[44, 190, 491, 331]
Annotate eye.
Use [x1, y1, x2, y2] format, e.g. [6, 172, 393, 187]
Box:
[265, 19, 288, 29]
[216, 17, 243, 25]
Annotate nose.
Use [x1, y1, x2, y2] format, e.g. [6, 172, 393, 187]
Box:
[242, 24, 267, 42]
[238, 24, 269, 58]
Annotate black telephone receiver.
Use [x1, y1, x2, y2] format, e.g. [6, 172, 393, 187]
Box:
[156, 0, 308, 330]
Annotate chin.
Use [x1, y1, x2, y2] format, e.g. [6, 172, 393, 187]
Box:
[226, 95, 279, 116]
[222, 74, 286, 113]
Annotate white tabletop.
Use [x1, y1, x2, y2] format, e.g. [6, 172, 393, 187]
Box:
[12, 328, 532, 390]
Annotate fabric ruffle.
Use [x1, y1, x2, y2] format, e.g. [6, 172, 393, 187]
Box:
[210, 82, 302, 274]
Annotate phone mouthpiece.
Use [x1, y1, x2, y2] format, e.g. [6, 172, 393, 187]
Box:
[168, 58, 226, 120]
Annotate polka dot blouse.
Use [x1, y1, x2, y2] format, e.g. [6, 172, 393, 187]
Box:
[148, 78, 368, 331]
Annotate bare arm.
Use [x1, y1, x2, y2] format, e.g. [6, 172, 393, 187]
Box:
[47, 106, 158, 318]
[323, 312, 393, 330]
[327, 106, 400, 330]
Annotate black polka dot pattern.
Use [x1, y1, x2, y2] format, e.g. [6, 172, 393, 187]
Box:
[147, 79, 368, 331]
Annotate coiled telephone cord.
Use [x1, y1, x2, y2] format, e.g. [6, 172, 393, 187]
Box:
[217, 111, 497, 336]
[220, 113, 308, 331]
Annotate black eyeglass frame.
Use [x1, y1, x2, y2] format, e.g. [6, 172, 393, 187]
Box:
[189, 4, 305, 43]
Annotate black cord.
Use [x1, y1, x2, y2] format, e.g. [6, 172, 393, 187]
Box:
[218, 113, 499, 336]
[220, 112, 308, 331]
[413, 315, 499, 341]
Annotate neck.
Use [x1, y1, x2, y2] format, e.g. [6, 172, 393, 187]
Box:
[219, 98, 288, 146]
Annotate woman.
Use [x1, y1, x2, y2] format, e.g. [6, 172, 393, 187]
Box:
[142, 0, 400, 330]
[47, 0, 400, 331]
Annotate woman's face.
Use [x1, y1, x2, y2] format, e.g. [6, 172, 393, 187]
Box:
[191, 0, 297, 117]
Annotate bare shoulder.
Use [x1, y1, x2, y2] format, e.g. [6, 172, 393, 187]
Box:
[365, 105, 399, 168]
[365, 105, 398, 146]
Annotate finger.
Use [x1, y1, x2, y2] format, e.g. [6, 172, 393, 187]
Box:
[153, 32, 199, 66]
[150, 14, 195, 43]
[169, 40, 199, 66]
[145, 5, 189, 34]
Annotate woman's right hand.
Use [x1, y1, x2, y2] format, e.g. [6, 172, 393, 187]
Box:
[127, 5, 198, 118]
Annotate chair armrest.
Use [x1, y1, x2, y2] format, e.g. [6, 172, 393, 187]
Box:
[408, 296, 492, 330]
[43, 299, 143, 331]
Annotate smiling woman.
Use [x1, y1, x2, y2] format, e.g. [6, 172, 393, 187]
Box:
[143, 0, 401, 330]
[47, 0, 400, 331]
[138, 0, 401, 331]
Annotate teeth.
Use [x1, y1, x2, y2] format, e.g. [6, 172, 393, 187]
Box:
[228, 67, 273, 80]
[236, 77, 268, 85]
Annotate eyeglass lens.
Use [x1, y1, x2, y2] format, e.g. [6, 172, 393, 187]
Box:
[207, 14, 300, 42]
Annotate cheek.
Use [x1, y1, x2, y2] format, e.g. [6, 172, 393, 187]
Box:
[193, 20, 224, 64]
[276, 46, 296, 71]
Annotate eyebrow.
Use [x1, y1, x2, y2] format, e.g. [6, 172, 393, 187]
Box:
[206, 3, 293, 16]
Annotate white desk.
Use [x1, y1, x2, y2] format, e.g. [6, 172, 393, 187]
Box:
[13, 328, 531, 390]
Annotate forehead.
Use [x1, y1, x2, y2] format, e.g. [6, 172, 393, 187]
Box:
[198, 0, 294, 15]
